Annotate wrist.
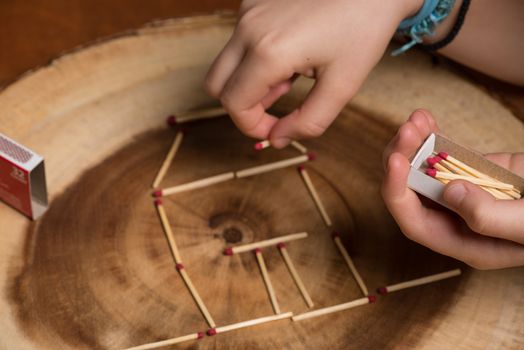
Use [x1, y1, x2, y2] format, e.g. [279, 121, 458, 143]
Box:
[422, 0, 463, 44]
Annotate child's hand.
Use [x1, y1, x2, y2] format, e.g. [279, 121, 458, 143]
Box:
[205, 0, 422, 148]
[381, 109, 524, 269]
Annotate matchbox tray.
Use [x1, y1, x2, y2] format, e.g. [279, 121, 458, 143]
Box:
[408, 133, 524, 208]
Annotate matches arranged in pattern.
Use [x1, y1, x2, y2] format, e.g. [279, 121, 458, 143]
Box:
[127, 107, 463, 349]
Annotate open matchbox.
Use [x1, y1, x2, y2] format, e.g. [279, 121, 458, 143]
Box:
[408, 133, 524, 208]
[0, 133, 48, 219]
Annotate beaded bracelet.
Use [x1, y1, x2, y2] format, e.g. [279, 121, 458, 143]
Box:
[392, 0, 456, 56]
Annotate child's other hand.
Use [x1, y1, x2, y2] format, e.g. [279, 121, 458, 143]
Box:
[205, 0, 422, 148]
[381, 109, 524, 269]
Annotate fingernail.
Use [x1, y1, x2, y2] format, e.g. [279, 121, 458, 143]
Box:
[271, 137, 291, 149]
[444, 183, 466, 207]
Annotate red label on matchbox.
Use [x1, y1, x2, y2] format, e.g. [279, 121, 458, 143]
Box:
[0, 134, 48, 219]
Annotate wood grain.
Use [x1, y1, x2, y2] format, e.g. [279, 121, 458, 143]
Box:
[0, 15, 523, 350]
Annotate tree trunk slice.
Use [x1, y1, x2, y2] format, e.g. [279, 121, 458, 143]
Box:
[0, 14, 523, 350]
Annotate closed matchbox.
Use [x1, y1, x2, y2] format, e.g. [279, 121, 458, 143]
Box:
[0, 133, 48, 219]
[408, 133, 524, 208]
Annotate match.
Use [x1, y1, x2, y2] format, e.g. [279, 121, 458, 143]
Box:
[298, 166, 332, 227]
[121, 331, 204, 350]
[223, 232, 308, 255]
[154, 199, 182, 264]
[332, 233, 369, 297]
[207, 312, 293, 336]
[152, 132, 183, 188]
[435, 153, 521, 199]
[290, 141, 308, 154]
[255, 248, 281, 314]
[292, 296, 376, 322]
[254, 140, 271, 150]
[277, 243, 314, 308]
[427, 157, 513, 200]
[167, 106, 226, 125]
[254, 140, 308, 154]
[425, 168, 515, 191]
[176, 263, 216, 328]
[154, 172, 235, 197]
[377, 268, 462, 295]
[235, 154, 314, 178]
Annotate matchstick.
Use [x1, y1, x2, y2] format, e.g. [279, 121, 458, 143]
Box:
[428, 157, 512, 200]
[122, 331, 204, 350]
[155, 199, 182, 264]
[254, 140, 271, 150]
[298, 166, 332, 227]
[435, 153, 521, 199]
[167, 106, 226, 125]
[377, 268, 461, 295]
[425, 169, 515, 191]
[152, 132, 183, 188]
[154, 172, 235, 197]
[235, 154, 314, 178]
[176, 263, 216, 328]
[224, 232, 308, 255]
[255, 248, 281, 314]
[332, 233, 369, 297]
[290, 141, 308, 154]
[277, 243, 314, 308]
[254, 140, 307, 154]
[291, 296, 375, 322]
[206, 312, 293, 336]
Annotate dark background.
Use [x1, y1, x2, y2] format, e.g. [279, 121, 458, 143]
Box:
[0, 0, 522, 120]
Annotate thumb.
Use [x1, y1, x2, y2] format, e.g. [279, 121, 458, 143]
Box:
[443, 180, 524, 244]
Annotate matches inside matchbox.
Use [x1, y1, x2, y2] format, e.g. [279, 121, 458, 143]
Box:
[408, 133, 524, 208]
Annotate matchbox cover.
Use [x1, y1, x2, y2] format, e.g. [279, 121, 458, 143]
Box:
[408, 133, 524, 209]
[0, 133, 48, 219]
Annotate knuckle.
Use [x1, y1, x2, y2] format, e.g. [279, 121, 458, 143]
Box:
[466, 207, 489, 234]
[300, 119, 327, 138]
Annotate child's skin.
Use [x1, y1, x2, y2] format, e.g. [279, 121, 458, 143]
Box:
[205, 1, 524, 268]
[383, 110, 524, 269]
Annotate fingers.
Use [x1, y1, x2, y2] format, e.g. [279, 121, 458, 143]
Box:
[218, 49, 294, 138]
[382, 153, 524, 269]
[268, 68, 353, 148]
[485, 153, 524, 176]
[205, 35, 245, 98]
[443, 180, 524, 244]
[382, 109, 436, 171]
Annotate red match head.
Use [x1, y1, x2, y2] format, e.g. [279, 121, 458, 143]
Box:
[331, 232, 340, 239]
[367, 295, 377, 303]
[426, 156, 442, 167]
[377, 287, 388, 295]
[307, 152, 316, 161]
[277, 242, 286, 249]
[223, 247, 234, 256]
[254, 142, 264, 150]
[175, 263, 185, 271]
[152, 189, 163, 198]
[154, 199, 163, 206]
[207, 328, 217, 336]
[197, 331, 205, 339]
[254, 247, 262, 254]
[166, 115, 177, 126]
[438, 151, 449, 159]
[425, 168, 437, 177]
[298, 165, 305, 172]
